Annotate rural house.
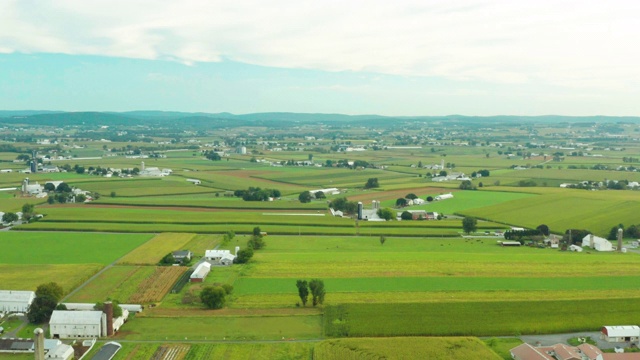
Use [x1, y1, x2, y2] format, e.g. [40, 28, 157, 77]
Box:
[510, 342, 607, 360]
[205, 249, 237, 265]
[172, 250, 192, 262]
[0, 290, 35, 313]
[190, 262, 211, 283]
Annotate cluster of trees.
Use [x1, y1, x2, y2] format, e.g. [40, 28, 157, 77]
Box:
[234, 187, 281, 201]
[607, 223, 640, 240]
[395, 193, 418, 207]
[28, 282, 66, 323]
[298, 190, 325, 203]
[295, 279, 325, 307]
[376, 208, 395, 221]
[2, 203, 38, 224]
[364, 178, 379, 189]
[459, 180, 477, 190]
[200, 284, 233, 309]
[462, 217, 477, 234]
[471, 169, 490, 177]
[518, 180, 537, 187]
[503, 229, 543, 240]
[623, 157, 639, 163]
[329, 197, 358, 214]
[203, 150, 222, 160]
[234, 226, 266, 264]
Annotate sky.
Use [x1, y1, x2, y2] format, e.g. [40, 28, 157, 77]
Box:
[1, 0, 639, 116]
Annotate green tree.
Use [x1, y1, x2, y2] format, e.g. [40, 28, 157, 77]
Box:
[234, 247, 254, 264]
[44, 183, 55, 192]
[94, 300, 123, 317]
[400, 211, 413, 220]
[395, 198, 408, 207]
[248, 235, 265, 250]
[309, 279, 326, 307]
[2, 212, 19, 224]
[200, 286, 226, 309]
[56, 182, 71, 193]
[379, 236, 386, 245]
[27, 295, 58, 324]
[110, 191, 116, 197]
[364, 178, 379, 189]
[536, 224, 550, 237]
[608, 224, 624, 240]
[298, 191, 312, 203]
[376, 208, 395, 221]
[426, 196, 434, 202]
[47, 196, 55, 204]
[314, 191, 326, 199]
[459, 180, 476, 190]
[296, 280, 309, 306]
[462, 216, 477, 234]
[36, 282, 64, 302]
[22, 203, 35, 214]
[405, 193, 418, 200]
[253, 226, 262, 237]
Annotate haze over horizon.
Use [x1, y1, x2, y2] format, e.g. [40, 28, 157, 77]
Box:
[1, 1, 639, 116]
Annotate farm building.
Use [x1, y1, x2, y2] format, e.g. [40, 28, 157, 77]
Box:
[434, 193, 454, 201]
[62, 303, 143, 313]
[582, 234, 614, 252]
[601, 326, 640, 343]
[510, 342, 606, 360]
[185, 179, 201, 185]
[21, 178, 44, 196]
[190, 262, 211, 282]
[509, 343, 554, 360]
[205, 249, 237, 265]
[172, 250, 192, 262]
[0, 290, 35, 313]
[49, 310, 106, 338]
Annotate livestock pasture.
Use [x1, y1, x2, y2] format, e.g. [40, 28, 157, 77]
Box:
[314, 337, 500, 360]
[117, 233, 196, 265]
[0, 232, 152, 264]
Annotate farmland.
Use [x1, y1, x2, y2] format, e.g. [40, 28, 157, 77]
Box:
[117, 233, 196, 265]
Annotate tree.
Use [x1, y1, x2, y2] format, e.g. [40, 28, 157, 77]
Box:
[536, 224, 550, 237]
[298, 191, 312, 203]
[314, 191, 326, 199]
[200, 286, 226, 309]
[110, 191, 116, 197]
[309, 279, 326, 307]
[27, 295, 58, 323]
[376, 208, 395, 221]
[459, 180, 476, 190]
[608, 224, 624, 240]
[296, 280, 309, 306]
[426, 196, 434, 202]
[56, 182, 71, 193]
[253, 226, 262, 237]
[379, 236, 386, 245]
[22, 203, 35, 215]
[395, 198, 408, 207]
[94, 300, 123, 317]
[405, 193, 418, 200]
[234, 247, 254, 264]
[47, 196, 55, 204]
[36, 282, 64, 302]
[400, 211, 413, 220]
[44, 183, 55, 192]
[364, 178, 379, 189]
[462, 216, 477, 234]
[2, 212, 19, 224]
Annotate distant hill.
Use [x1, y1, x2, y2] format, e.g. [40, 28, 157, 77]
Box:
[1, 110, 638, 127]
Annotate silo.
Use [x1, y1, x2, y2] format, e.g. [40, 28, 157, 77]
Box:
[617, 228, 624, 252]
[33, 328, 45, 360]
[357, 202, 363, 220]
[235, 246, 240, 256]
[104, 301, 114, 336]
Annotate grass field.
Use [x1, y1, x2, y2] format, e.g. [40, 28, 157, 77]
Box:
[114, 315, 322, 341]
[396, 189, 536, 214]
[324, 299, 640, 337]
[0, 232, 152, 264]
[93, 193, 328, 209]
[0, 264, 103, 293]
[117, 233, 196, 265]
[75, 177, 221, 197]
[67, 266, 156, 303]
[314, 337, 500, 360]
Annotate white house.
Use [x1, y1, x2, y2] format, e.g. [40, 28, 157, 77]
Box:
[582, 234, 614, 252]
[0, 290, 35, 313]
[601, 326, 640, 343]
[190, 262, 211, 283]
[49, 310, 106, 338]
[205, 249, 236, 265]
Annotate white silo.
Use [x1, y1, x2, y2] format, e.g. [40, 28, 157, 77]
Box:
[34, 328, 45, 360]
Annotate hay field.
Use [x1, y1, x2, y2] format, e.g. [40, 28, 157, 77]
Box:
[0, 264, 103, 293]
[117, 233, 196, 265]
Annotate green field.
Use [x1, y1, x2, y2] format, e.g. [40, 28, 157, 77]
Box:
[315, 337, 500, 360]
[66, 265, 157, 303]
[0, 232, 152, 264]
[115, 315, 322, 341]
[117, 233, 196, 265]
[396, 189, 535, 213]
[324, 299, 640, 337]
[0, 264, 103, 293]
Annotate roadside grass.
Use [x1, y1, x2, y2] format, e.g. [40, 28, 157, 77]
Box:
[0, 232, 152, 264]
[117, 233, 196, 265]
[114, 315, 322, 341]
[0, 264, 103, 294]
[483, 338, 524, 360]
[314, 337, 500, 360]
[323, 299, 640, 337]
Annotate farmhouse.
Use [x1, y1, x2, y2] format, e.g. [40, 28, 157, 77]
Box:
[205, 249, 236, 265]
[190, 262, 211, 282]
[582, 234, 614, 252]
[601, 326, 640, 343]
[172, 250, 192, 262]
[0, 290, 35, 313]
[510, 342, 606, 360]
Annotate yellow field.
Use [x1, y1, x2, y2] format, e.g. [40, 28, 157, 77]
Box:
[130, 266, 188, 303]
[118, 233, 197, 265]
[0, 264, 104, 294]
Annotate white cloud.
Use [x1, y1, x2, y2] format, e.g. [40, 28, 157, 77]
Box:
[1, 0, 639, 90]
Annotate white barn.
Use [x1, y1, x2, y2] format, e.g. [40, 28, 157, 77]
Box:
[582, 234, 614, 252]
[435, 193, 454, 201]
[0, 290, 35, 313]
[190, 262, 211, 283]
[49, 310, 106, 338]
[205, 249, 237, 266]
[601, 326, 640, 343]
